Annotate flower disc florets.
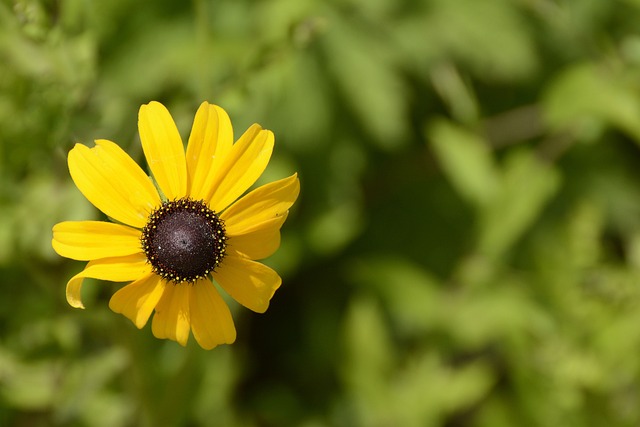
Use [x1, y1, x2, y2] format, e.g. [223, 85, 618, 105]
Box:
[141, 198, 227, 283]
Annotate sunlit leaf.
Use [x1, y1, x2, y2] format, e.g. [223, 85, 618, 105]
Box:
[478, 149, 560, 258]
[429, 119, 499, 208]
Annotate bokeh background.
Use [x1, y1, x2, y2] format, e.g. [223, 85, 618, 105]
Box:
[4, 0, 640, 426]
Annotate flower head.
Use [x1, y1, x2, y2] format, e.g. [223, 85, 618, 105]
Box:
[52, 101, 299, 349]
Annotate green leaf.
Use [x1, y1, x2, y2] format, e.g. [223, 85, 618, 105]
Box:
[429, 119, 499, 208]
[395, 0, 537, 81]
[341, 296, 394, 425]
[390, 355, 494, 426]
[306, 201, 363, 255]
[343, 296, 393, 384]
[350, 256, 440, 337]
[322, 9, 407, 149]
[543, 63, 640, 143]
[477, 149, 560, 258]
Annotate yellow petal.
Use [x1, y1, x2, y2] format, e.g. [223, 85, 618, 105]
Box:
[208, 124, 274, 212]
[138, 101, 187, 200]
[151, 284, 191, 346]
[109, 274, 165, 329]
[221, 173, 299, 235]
[190, 278, 236, 349]
[52, 221, 142, 261]
[68, 140, 160, 228]
[227, 213, 288, 260]
[186, 102, 233, 200]
[65, 253, 151, 309]
[213, 250, 281, 313]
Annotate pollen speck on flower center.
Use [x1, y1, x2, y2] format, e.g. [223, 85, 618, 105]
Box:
[141, 198, 227, 283]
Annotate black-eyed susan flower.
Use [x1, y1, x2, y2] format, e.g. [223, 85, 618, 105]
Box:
[52, 101, 299, 349]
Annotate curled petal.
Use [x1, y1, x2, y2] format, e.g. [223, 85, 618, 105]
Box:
[52, 221, 142, 261]
[68, 140, 160, 228]
[213, 250, 281, 313]
[208, 125, 274, 212]
[190, 278, 236, 349]
[65, 253, 151, 309]
[222, 173, 299, 235]
[109, 274, 165, 329]
[138, 101, 187, 200]
[186, 102, 233, 200]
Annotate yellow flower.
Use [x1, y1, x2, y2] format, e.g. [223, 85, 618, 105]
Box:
[52, 101, 300, 349]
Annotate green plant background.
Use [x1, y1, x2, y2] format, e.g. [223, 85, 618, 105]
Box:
[3, 0, 640, 426]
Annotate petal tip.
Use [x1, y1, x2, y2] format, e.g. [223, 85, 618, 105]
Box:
[68, 300, 86, 310]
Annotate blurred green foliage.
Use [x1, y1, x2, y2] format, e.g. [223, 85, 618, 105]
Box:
[3, 0, 640, 425]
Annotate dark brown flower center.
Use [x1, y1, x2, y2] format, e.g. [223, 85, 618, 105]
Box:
[141, 198, 226, 283]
